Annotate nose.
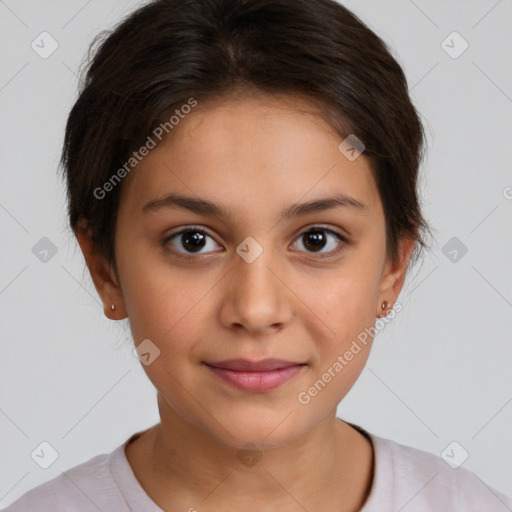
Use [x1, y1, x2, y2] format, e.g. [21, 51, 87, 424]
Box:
[219, 243, 294, 335]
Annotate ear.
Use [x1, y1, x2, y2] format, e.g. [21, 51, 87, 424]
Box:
[75, 220, 128, 320]
[376, 236, 415, 316]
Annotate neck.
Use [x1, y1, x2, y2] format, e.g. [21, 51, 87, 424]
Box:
[126, 393, 374, 512]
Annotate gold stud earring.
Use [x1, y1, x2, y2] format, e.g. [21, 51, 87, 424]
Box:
[377, 301, 391, 318]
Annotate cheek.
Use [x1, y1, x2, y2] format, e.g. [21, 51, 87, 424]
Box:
[305, 261, 382, 341]
[117, 244, 231, 377]
[296, 273, 378, 413]
[299, 257, 383, 400]
[122, 266, 213, 345]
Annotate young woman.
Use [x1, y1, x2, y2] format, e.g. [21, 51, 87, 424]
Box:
[4, 0, 511, 510]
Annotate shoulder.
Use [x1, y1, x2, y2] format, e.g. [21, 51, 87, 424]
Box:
[2, 446, 125, 512]
[365, 432, 512, 512]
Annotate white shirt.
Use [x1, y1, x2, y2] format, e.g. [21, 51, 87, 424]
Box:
[3, 424, 512, 511]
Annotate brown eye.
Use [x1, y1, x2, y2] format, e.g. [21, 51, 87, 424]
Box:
[291, 227, 347, 256]
[302, 230, 328, 252]
[164, 227, 221, 256]
[179, 230, 207, 252]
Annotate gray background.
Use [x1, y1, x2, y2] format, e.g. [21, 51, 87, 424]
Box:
[1, 0, 511, 507]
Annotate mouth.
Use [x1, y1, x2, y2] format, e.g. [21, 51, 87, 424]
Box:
[203, 358, 306, 392]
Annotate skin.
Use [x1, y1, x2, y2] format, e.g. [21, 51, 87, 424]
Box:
[76, 91, 415, 512]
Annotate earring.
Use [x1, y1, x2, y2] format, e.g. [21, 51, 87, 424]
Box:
[111, 304, 115, 311]
[377, 301, 392, 318]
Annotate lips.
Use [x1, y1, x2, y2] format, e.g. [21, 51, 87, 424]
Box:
[204, 358, 303, 372]
[203, 358, 306, 392]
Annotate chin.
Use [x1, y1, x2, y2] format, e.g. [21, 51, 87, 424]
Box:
[204, 407, 309, 451]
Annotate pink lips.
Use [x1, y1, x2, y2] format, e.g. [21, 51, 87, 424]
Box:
[204, 358, 305, 392]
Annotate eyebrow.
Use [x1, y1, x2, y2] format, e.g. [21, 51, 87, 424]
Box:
[142, 193, 367, 221]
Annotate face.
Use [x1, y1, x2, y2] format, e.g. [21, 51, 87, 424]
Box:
[80, 92, 412, 450]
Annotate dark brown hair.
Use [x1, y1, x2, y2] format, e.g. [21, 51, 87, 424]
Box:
[60, 0, 432, 274]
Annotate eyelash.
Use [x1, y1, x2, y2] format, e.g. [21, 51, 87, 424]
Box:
[162, 224, 348, 261]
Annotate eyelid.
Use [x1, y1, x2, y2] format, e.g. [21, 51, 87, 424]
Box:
[163, 223, 348, 258]
[165, 223, 348, 242]
[291, 223, 348, 242]
[163, 224, 221, 247]
[288, 224, 348, 258]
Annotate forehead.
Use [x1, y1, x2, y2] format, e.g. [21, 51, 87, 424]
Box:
[119, 92, 380, 220]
